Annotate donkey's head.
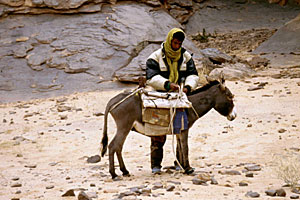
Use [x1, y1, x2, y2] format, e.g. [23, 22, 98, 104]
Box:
[210, 75, 237, 121]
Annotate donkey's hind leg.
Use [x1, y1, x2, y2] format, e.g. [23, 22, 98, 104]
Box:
[108, 128, 131, 178]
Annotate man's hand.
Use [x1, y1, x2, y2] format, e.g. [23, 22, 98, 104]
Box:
[183, 87, 188, 93]
[170, 83, 179, 91]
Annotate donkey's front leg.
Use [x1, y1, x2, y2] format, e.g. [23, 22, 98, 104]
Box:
[179, 130, 194, 174]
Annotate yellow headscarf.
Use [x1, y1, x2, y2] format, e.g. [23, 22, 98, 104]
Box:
[164, 28, 185, 84]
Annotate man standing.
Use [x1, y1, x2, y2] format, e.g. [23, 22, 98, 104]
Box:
[146, 28, 199, 174]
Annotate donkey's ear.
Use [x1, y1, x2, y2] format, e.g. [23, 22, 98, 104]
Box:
[219, 71, 226, 91]
[219, 71, 225, 84]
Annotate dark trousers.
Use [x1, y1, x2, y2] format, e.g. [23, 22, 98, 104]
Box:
[150, 135, 166, 169]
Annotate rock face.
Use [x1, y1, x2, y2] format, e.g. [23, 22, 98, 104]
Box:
[1, 0, 299, 102]
[0, 1, 198, 102]
[253, 13, 300, 54]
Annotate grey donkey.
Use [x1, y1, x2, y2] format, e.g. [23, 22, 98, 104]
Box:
[100, 78, 237, 179]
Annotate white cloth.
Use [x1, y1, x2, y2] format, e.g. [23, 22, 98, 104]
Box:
[141, 91, 191, 108]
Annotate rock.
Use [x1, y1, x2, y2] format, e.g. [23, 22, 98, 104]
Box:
[246, 191, 260, 198]
[239, 181, 248, 186]
[62, 188, 86, 197]
[59, 115, 68, 120]
[87, 155, 101, 163]
[141, 188, 151, 194]
[219, 170, 241, 175]
[93, 112, 104, 117]
[11, 183, 22, 188]
[57, 105, 72, 112]
[152, 182, 163, 190]
[209, 62, 254, 81]
[278, 128, 287, 133]
[247, 85, 264, 91]
[291, 195, 300, 199]
[200, 48, 233, 64]
[115, 43, 159, 83]
[292, 188, 300, 194]
[166, 185, 175, 191]
[211, 177, 218, 185]
[86, 192, 97, 199]
[248, 56, 269, 68]
[245, 164, 261, 171]
[265, 189, 277, 196]
[11, 177, 20, 181]
[13, 43, 33, 58]
[24, 164, 37, 168]
[245, 172, 254, 177]
[253, 14, 300, 54]
[77, 191, 92, 200]
[192, 177, 207, 185]
[276, 188, 286, 197]
[46, 185, 54, 189]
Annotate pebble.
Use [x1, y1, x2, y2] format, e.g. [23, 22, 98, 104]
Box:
[46, 185, 54, 189]
[24, 164, 37, 168]
[239, 181, 248, 186]
[152, 182, 163, 190]
[265, 189, 276, 196]
[219, 170, 241, 175]
[87, 155, 101, 163]
[245, 172, 254, 177]
[78, 191, 92, 200]
[278, 128, 287, 133]
[247, 85, 264, 91]
[141, 188, 151, 194]
[211, 177, 218, 185]
[291, 195, 300, 199]
[276, 188, 286, 197]
[246, 191, 260, 198]
[11, 177, 20, 181]
[245, 164, 261, 171]
[11, 183, 22, 188]
[292, 188, 300, 194]
[192, 177, 207, 185]
[166, 185, 175, 191]
[93, 112, 104, 116]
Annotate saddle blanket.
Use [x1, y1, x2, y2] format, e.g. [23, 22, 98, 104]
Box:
[141, 91, 191, 109]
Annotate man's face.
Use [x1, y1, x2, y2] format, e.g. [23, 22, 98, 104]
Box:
[171, 38, 183, 51]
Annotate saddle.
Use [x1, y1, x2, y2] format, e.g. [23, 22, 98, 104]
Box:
[138, 90, 191, 136]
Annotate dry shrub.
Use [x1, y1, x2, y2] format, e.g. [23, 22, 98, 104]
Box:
[272, 153, 300, 188]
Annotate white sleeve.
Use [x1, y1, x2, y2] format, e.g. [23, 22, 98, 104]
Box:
[185, 75, 199, 91]
[147, 75, 168, 91]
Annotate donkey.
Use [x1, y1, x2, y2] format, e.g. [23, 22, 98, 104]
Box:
[100, 78, 237, 179]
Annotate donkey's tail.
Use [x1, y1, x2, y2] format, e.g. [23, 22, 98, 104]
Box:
[100, 103, 110, 157]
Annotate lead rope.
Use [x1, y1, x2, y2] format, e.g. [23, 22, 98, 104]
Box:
[169, 84, 185, 173]
[169, 85, 200, 173]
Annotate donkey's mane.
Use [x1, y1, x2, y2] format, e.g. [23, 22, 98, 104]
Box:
[189, 80, 220, 95]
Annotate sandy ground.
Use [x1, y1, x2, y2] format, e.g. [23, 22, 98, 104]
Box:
[0, 70, 300, 200]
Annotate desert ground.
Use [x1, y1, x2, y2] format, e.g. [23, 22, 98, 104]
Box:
[1, 69, 300, 199]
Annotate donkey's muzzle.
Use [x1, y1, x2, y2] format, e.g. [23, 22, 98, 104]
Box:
[227, 107, 237, 121]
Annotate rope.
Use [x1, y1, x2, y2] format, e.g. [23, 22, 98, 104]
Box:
[168, 84, 185, 173]
[109, 87, 144, 112]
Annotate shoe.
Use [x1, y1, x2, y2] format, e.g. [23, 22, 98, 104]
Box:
[152, 167, 161, 174]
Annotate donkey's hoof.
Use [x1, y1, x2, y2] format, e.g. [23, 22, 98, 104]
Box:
[122, 171, 130, 177]
[184, 167, 195, 175]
